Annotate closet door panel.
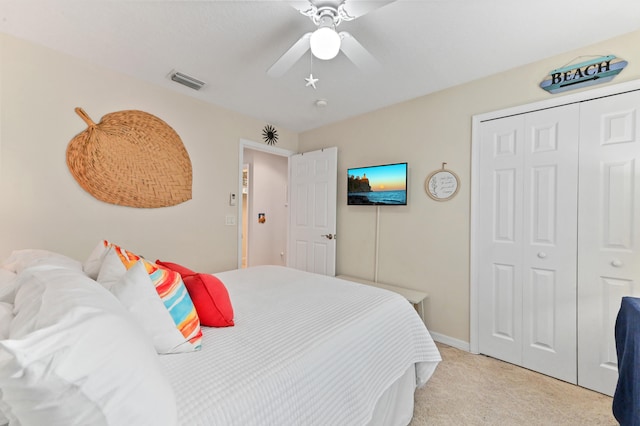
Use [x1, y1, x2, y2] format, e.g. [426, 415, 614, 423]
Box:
[578, 90, 640, 396]
[478, 115, 524, 365]
[522, 106, 579, 383]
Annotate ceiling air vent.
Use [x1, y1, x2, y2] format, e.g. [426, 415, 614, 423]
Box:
[170, 71, 205, 91]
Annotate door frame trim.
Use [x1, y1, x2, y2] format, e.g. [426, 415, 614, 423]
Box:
[237, 139, 295, 269]
[469, 78, 640, 354]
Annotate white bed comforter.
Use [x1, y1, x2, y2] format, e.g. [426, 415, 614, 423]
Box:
[158, 266, 441, 426]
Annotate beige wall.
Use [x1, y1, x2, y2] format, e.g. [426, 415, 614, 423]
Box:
[0, 34, 298, 273]
[3, 27, 640, 346]
[299, 30, 640, 345]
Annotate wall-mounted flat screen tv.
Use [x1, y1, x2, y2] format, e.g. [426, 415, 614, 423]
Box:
[347, 162, 408, 205]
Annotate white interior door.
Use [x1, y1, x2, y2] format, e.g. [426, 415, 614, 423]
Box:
[478, 105, 580, 383]
[478, 114, 525, 366]
[578, 90, 640, 396]
[288, 147, 337, 276]
[521, 105, 579, 383]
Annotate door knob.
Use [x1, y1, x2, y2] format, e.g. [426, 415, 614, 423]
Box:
[611, 259, 623, 267]
[537, 252, 547, 259]
[321, 234, 336, 240]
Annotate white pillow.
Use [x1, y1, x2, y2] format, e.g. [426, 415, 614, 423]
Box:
[31, 256, 83, 269]
[95, 246, 128, 289]
[0, 395, 10, 426]
[101, 257, 194, 354]
[0, 303, 12, 340]
[97, 249, 197, 354]
[0, 249, 82, 274]
[0, 266, 177, 426]
[83, 240, 110, 280]
[0, 270, 15, 286]
[0, 270, 17, 304]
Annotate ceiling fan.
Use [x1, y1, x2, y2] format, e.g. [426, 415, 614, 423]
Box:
[267, 0, 397, 78]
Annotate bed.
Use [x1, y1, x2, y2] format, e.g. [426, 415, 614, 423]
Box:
[0, 245, 441, 426]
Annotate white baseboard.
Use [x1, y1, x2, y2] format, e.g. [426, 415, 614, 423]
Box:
[429, 331, 470, 352]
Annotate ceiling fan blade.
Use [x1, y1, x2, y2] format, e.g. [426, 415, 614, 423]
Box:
[340, 0, 397, 20]
[287, 1, 398, 20]
[339, 32, 380, 72]
[286, 1, 315, 13]
[267, 32, 312, 78]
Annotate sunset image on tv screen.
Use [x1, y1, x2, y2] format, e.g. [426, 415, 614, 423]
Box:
[347, 163, 407, 205]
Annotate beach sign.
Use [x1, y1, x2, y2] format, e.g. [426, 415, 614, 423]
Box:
[540, 55, 627, 94]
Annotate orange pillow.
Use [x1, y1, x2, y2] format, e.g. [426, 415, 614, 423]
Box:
[156, 260, 234, 328]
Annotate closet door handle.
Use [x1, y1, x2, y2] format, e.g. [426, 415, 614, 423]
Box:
[537, 252, 547, 259]
[611, 259, 623, 267]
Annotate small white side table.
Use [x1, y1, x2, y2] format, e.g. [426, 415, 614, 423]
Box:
[336, 275, 428, 322]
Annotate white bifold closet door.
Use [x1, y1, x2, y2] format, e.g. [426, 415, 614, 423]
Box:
[477, 88, 640, 396]
[477, 105, 580, 384]
[577, 90, 640, 395]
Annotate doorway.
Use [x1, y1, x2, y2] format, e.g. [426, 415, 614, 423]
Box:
[241, 164, 249, 268]
[237, 139, 294, 269]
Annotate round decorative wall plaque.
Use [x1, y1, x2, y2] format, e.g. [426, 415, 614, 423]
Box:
[425, 163, 460, 201]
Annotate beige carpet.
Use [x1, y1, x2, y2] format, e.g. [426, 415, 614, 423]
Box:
[411, 343, 617, 425]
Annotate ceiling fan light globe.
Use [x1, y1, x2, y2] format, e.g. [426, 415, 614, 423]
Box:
[310, 27, 341, 60]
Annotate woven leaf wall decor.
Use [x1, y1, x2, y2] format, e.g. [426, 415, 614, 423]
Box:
[66, 107, 192, 208]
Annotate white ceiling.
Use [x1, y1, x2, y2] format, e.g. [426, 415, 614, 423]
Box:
[1, 0, 640, 132]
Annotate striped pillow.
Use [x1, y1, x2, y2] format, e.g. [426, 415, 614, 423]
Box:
[105, 243, 202, 351]
[143, 259, 202, 348]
